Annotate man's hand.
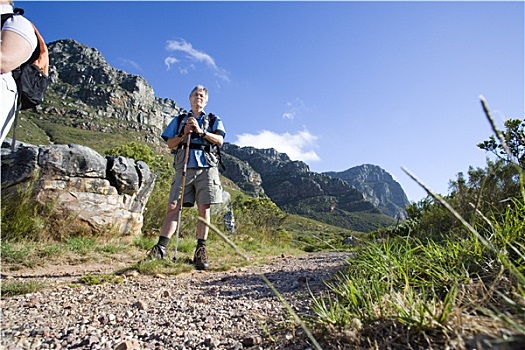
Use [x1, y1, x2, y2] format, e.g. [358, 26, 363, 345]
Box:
[185, 117, 203, 134]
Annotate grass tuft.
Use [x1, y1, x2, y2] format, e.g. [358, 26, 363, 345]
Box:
[1, 280, 47, 297]
[78, 274, 125, 285]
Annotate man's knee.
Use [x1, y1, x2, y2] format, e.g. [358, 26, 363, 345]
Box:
[166, 202, 179, 213]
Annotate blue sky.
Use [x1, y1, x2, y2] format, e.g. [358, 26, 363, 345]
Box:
[19, 1, 524, 202]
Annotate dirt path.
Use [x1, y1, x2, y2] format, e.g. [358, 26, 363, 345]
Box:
[1, 251, 353, 350]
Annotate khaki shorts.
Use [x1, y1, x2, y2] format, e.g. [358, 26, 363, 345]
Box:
[169, 167, 223, 207]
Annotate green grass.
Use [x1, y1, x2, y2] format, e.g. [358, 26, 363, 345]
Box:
[64, 236, 96, 255]
[1, 237, 135, 270]
[283, 213, 364, 252]
[309, 186, 525, 349]
[7, 112, 51, 145]
[32, 118, 145, 154]
[9, 111, 147, 154]
[78, 274, 125, 285]
[1, 280, 47, 297]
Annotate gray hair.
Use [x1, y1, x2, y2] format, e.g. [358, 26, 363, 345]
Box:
[189, 85, 208, 98]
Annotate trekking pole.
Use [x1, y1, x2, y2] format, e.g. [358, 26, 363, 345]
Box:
[174, 131, 192, 260]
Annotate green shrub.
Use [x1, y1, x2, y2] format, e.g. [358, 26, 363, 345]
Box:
[232, 195, 290, 244]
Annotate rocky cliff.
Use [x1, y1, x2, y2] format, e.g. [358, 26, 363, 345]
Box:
[221, 143, 401, 232]
[325, 165, 410, 220]
[42, 39, 182, 148]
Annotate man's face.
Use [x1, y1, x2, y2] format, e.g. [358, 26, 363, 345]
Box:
[190, 90, 208, 112]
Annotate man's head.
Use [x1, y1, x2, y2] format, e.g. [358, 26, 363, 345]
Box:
[189, 85, 208, 114]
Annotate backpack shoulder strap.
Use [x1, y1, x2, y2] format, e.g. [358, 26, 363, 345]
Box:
[2, 7, 24, 26]
[206, 113, 218, 131]
[204, 113, 225, 170]
[176, 112, 189, 136]
[1, 13, 14, 27]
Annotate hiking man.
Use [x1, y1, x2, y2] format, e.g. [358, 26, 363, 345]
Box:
[1, 0, 37, 144]
[147, 85, 226, 270]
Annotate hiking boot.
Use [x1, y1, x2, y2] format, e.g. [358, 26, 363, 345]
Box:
[146, 244, 167, 260]
[193, 245, 209, 270]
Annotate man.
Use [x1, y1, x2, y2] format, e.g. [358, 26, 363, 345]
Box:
[147, 85, 226, 270]
[1, 0, 37, 144]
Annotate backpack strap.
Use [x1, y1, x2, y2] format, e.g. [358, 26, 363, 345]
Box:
[176, 112, 214, 138]
[176, 113, 189, 137]
[205, 113, 226, 170]
[1, 8, 25, 26]
[1, 14, 13, 27]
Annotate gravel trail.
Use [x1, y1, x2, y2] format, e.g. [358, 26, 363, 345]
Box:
[1, 252, 352, 350]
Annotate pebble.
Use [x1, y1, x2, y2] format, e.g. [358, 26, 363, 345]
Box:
[1, 252, 352, 349]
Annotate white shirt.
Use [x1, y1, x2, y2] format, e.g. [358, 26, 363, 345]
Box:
[1, 4, 38, 66]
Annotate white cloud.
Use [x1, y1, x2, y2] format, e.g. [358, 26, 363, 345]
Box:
[164, 56, 179, 70]
[234, 129, 320, 163]
[165, 39, 230, 82]
[117, 58, 142, 71]
[167, 39, 216, 67]
[282, 98, 308, 120]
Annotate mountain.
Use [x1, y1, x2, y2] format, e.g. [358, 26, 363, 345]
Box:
[16, 39, 408, 232]
[325, 165, 410, 220]
[221, 144, 402, 232]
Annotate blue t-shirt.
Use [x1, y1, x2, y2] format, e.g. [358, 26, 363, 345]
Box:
[161, 112, 226, 168]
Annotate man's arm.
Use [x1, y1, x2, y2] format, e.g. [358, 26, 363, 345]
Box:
[202, 132, 223, 146]
[0, 30, 33, 73]
[166, 133, 187, 149]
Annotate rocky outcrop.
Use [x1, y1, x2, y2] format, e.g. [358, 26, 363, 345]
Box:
[222, 143, 373, 211]
[1, 139, 156, 235]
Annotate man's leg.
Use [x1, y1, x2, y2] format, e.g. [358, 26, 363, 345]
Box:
[196, 203, 211, 240]
[160, 201, 181, 239]
[193, 203, 211, 270]
[147, 169, 195, 260]
[192, 167, 222, 270]
[146, 202, 180, 260]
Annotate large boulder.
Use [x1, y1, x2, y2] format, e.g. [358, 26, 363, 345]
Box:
[1, 139, 156, 235]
